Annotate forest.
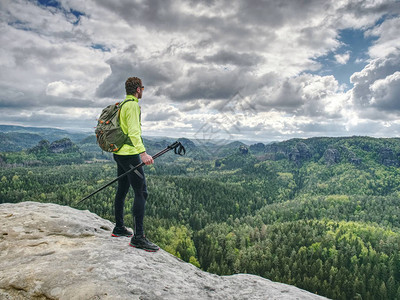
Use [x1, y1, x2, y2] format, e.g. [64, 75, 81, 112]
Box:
[1, 133, 400, 300]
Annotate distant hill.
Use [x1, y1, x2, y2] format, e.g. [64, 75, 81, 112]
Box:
[0, 124, 70, 135]
[0, 132, 44, 152]
[260, 136, 400, 167]
[0, 125, 89, 151]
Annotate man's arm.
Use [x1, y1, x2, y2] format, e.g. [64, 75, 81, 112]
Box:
[124, 102, 153, 165]
[124, 102, 146, 153]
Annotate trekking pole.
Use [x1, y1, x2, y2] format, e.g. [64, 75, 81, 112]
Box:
[77, 141, 186, 205]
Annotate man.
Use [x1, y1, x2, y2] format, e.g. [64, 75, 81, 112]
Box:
[111, 76, 159, 252]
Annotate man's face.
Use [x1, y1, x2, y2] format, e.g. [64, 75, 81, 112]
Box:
[137, 83, 143, 99]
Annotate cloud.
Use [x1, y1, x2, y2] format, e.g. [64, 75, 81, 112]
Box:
[370, 71, 400, 111]
[46, 81, 87, 98]
[161, 66, 247, 102]
[350, 50, 400, 117]
[203, 50, 265, 67]
[366, 17, 400, 58]
[0, 106, 98, 132]
[95, 46, 182, 99]
[254, 74, 346, 118]
[144, 105, 182, 122]
[335, 52, 351, 64]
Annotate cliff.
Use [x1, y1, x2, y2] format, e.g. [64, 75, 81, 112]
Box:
[0, 202, 328, 300]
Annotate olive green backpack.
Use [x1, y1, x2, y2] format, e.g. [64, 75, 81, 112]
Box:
[95, 100, 133, 152]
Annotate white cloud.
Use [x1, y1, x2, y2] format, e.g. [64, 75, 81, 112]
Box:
[46, 81, 87, 98]
[254, 74, 347, 119]
[335, 52, 351, 64]
[367, 17, 400, 58]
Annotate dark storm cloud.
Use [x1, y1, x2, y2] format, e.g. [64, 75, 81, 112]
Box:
[339, 0, 400, 17]
[203, 50, 265, 67]
[94, 0, 208, 32]
[237, 0, 332, 28]
[0, 93, 96, 109]
[95, 47, 180, 99]
[94, 0, 265, 52]
[182, 50, 264, 67]
[160, 66, 247, 102]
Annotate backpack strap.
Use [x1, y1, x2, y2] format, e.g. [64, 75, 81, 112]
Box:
[118, 99, 135, 108]
[117, 99, 135, 118]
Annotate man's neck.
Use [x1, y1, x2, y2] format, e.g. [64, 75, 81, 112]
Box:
[126, 94, 139, 100]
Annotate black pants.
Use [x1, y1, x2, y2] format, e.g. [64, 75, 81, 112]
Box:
[113, 154, 148, 236]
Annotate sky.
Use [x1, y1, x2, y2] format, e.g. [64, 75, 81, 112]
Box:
[0, 0, 400, 144]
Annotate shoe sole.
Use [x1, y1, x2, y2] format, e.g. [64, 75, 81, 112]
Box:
[111, 233, 133, 237]
[129, 243, 159, 252]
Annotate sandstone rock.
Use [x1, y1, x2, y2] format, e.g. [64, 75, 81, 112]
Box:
[49, 138, 78, 154]
[0, 202, 328, 300]
[28, 139, 51, 154]
[289, 147, 300, 162]
[296, 142, 312, 160]
[289, 142, 312, 164]
[379, 147, 398, 166]
[239, 145, 248, 155]
[249, 143, 265, 153]
[323, 148, 340, 165]
[28, 138, 79, 155]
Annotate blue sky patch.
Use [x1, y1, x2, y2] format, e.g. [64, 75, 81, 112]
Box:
[310, 28, 379, 89]
[91, 44, 110, 52]
[37, 0, 60, 8]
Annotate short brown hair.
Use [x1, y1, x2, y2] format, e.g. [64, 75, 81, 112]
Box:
[125, 77, 142, 95]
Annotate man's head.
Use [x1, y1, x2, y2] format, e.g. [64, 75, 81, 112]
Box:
[125, 77, 144, 98]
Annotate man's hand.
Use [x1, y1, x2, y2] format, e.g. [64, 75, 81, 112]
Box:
[140, 152, 154, 165]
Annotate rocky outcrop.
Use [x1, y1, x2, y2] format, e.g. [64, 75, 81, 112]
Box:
[249, 143, 265, 153]
[380, 147, 398, 166]
[28, 138, 80, 154]
[289, 142, 312, 164]
[346, 150, 362, 165]
[28, 139, 51, 154]
[49, 138, 78, 153]
[239, 145, 249, 154]
[0, 202, 328, 300]
[323, 148, 340, 165]
[289, 147, 300, 162]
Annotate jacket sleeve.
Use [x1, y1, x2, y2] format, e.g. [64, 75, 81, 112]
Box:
[124, 102, 146, 153]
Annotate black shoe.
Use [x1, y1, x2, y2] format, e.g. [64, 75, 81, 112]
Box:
[129, 235, 159, 252]
[111, 226, 133, 237]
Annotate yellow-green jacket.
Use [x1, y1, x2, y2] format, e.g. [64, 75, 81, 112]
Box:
[115, 95, 146, 155]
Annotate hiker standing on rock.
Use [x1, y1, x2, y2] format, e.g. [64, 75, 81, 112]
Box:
[111, 76, 159, 252]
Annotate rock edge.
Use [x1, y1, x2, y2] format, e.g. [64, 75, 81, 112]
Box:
[0, 202, 328, 300]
